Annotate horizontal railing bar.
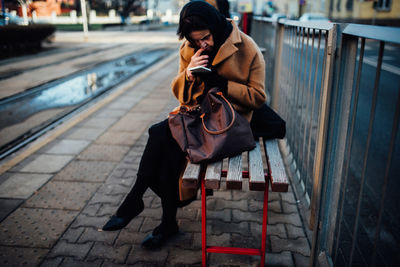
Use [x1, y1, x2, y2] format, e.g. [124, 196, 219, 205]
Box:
[282, 20, 333, 30]
[253, 17, 333, 30]
[342, 24, 400, 44]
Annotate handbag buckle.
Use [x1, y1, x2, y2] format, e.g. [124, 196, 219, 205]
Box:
[180, 105, 201, 114]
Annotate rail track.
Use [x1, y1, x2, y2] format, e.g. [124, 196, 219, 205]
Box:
[0, 47, 173, 160]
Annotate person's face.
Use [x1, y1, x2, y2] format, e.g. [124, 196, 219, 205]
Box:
[189, 30, 214, 51]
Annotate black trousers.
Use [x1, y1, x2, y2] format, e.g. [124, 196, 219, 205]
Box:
[116, 119, 187, 225]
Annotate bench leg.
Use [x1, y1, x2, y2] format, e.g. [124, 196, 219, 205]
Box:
[261, 178, 269, 266]
[201, 173, 270, 266]
[201, 175, 207, 267]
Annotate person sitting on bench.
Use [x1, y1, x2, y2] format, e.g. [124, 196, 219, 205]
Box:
[101, 1, 266, 250]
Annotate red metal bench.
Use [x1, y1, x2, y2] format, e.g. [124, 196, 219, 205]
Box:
[182, 138, 289, 267]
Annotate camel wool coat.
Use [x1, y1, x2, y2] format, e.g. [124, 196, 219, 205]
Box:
[171, 20, 266, 121]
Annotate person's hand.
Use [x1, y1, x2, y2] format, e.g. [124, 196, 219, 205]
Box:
[186, 48, 209, 82]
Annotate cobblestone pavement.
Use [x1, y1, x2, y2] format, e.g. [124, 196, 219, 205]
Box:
[0, 31, 311, 267]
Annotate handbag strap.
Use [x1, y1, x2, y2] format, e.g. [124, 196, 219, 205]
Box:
[200, 92, 236, 135]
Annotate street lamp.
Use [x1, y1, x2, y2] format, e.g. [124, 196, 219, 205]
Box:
[80, 0, 89, 40]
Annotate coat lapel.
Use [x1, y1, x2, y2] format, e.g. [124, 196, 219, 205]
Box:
[212, 22, 242, 66]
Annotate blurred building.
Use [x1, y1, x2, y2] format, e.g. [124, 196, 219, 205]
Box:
[274, 0, 300, 18]
[1, 0, 183, 22]
[31, 0, 63, 16]
[299, 0, 325, 15]
[1, 0, 72, 17]
[246, 0, 300, 18]
[302, 0, 400, 26]
[244, 0, 399, 26]
[326, 0, 400, 26]
[146, 0, 183, 18]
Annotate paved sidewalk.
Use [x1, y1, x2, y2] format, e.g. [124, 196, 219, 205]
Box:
[0, 33, 311, 267]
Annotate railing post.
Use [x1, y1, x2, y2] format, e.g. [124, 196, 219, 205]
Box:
[310, 26, 359, 267]
[271, 22, 285, 110]
[326, 33, 359, 260]
[309, 24, 337, 231]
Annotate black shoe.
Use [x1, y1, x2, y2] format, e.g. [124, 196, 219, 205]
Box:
[102, 215, 132, 231]
[141, 223, 179, 250]
[206, 189, 213, 196]
[102, 200, 144, 231]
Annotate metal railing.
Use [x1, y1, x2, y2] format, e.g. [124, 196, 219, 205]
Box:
[251, 17, 400, 266]
[251, 17, 280, 102]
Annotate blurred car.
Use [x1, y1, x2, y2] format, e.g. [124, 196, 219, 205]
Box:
[0, 12, 27, 26]
[270, 13, 287, 22]
[299, 13, 329, 22]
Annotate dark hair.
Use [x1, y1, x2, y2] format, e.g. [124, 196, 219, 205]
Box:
[176, 1, 232, 51]
[216, 0, 230, 18]
[177, 15, 210, 41]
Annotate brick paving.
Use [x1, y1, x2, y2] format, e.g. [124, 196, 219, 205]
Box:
[0, 31, 311, 267]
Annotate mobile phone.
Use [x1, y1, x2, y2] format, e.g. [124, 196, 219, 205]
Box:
[188, 66, 212, 74]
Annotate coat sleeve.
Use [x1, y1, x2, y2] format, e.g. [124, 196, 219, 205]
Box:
[171, 44, 205, 106]
[226, 49, 266, 110]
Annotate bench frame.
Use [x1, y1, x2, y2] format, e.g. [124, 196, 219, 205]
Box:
[182, 139, 288, 266]
[201, 170, 270, 266]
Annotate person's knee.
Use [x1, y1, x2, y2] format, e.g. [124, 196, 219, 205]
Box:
[148, 124, 157, 135]
[148, 120, 168, 136]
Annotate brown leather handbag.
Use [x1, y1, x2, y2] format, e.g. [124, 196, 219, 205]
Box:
[168, 87, 256, 164]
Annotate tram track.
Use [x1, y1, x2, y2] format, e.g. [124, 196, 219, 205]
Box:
[0, 47, 175, 160]
[0, 44, 126, 81]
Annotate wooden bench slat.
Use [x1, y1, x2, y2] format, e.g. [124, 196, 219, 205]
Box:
[205, 160, 222, 189]
[182, 162, 201, 189]
[226, 154, 242, 189]
[264, 139, 289, 192]
[248, 142, 266, 191]
[181, 140, 289, 193]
